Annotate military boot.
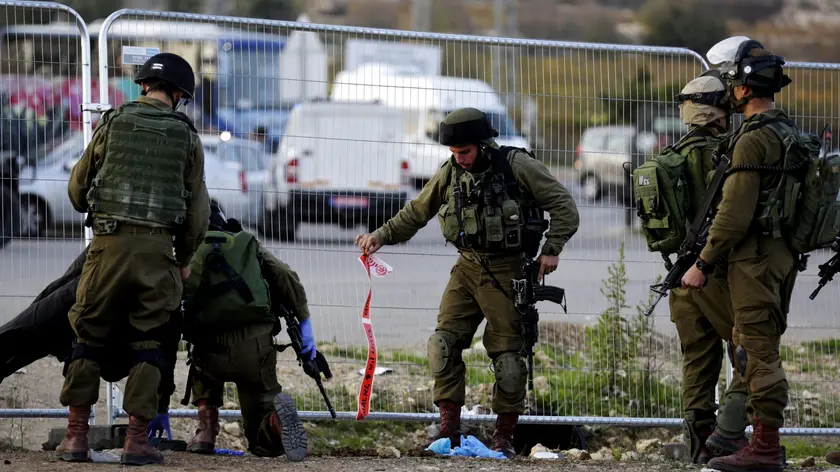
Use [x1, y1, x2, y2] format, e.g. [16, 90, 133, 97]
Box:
[121, 416, 165, 465]
[706, 392, 749, 458]
[706, 421, 784, 472]
[825, 450, 840, 465]
[427, 400, 463, 448]
[491, 412, 518, 458]
[270, 392, 308, 462]
[56, 405, 92, 462]
[186, 400, 220, 454]
[684, 410, 717, 464]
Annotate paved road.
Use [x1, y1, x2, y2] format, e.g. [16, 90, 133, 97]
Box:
[1, 173, 838, 349]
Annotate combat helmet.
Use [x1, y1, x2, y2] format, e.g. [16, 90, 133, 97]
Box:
[438, 108, 499, 147]
[675, 69, 732, 128]
[134, 52, 196, 109]
[706, 36, 791, 106]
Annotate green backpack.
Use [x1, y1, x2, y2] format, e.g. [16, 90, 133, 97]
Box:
[752, 120, 840, 254]
[632, 135, 722, 256]
[182, 229, 274, 340]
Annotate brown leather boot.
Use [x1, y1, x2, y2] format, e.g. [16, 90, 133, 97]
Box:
[427, 400, 462, 448]
[121, 415, 165, 465]
[56, 405, 91, 462]
[491, 412, 518, 458]
[826, 450, 840, 465]
[186, 400, 219, 454]
[706, 421, 784, 472]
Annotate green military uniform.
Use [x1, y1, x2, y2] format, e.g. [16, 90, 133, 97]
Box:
[699, 108, 798, 430]
[186, 247, 311, 457]
[371, 108, 579, 456]
[666, 125, 749, 459]
[374, 144, 579, 412]
[59, 95, 210, 422]
[180, 215, 309, 461]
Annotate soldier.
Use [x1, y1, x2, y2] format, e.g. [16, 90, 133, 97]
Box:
[56, 52, 210, 465]
[682, 37, 796, 472]
[355, 108, 580, 457]
[666, 71, 750, 464]
[177, 203, 312, 461]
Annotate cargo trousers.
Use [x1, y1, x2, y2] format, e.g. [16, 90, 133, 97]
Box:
[189, 325, 286, 457]
[728, 234, 797, 429]
[669, 259, 749, 440]
[429, 252, 528, 414]
[59, 222, 182, 421]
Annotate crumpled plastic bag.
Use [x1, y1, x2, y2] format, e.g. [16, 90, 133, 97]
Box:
[425, 435, 508, 459]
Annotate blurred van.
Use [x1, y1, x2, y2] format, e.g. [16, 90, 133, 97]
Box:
[330, 63, 530, 189]
[261, 101, 411, 241]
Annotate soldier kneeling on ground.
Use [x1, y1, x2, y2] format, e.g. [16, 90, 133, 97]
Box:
[173, 203, 317, 461]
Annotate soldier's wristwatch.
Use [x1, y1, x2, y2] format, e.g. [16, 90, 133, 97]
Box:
[695, 258, 715, 275]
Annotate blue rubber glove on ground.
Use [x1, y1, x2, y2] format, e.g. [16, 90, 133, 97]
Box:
[299, 317, 316, 360]
[147, 412, 172, 440]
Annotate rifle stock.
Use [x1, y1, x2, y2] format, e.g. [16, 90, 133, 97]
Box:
[534, 285, 568, 307]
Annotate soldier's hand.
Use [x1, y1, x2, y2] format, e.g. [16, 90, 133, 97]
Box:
[537, 254, 559, 282]
[681, 265, 707, 290]
[355, 233, 382, 255]
[180, 266, 191, 280]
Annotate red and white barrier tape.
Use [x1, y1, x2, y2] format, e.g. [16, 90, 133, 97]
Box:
[356, 253, 393, 420]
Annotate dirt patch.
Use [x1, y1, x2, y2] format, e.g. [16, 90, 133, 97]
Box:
[2, 451, 838, 472]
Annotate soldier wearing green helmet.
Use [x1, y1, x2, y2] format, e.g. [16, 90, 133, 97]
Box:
[56, 52, 210, 466]
[356, 107, 580, 457]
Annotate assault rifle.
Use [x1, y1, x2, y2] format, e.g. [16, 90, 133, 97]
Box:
[275, 305, 337, 419]
[809, 237, 840, 300]
[642, 150, 733, 317]
[511, 258, 568, 392]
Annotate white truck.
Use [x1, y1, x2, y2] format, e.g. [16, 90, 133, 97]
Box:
[330, 63, 531, 189]
[261, 101, 412, 241]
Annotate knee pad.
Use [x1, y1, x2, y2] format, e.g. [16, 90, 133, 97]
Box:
[492, 352, 527, 394]
[428, 331, 460, 375]
[132, 347, 166, 371]
[68, 340, 104, 364]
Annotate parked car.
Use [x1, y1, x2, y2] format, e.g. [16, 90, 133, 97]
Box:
[575, 115, 687, 204]
[16, 131, 269, 237]
[262, 101, 411, 241]
[197, 132, 269, 227]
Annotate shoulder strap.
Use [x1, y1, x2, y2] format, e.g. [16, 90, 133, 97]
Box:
[196, 233, 256, 306]
[488, 145, 528, 198]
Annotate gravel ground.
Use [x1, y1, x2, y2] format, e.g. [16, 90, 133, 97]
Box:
[0, 451, 837, 472]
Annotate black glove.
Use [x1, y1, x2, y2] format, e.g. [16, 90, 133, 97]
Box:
[302, 350, 332, 381]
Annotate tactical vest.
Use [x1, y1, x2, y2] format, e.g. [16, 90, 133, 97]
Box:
[181, 229, 275, 342]
[86, 101, 194, 226]
[437, 146, 548, 258]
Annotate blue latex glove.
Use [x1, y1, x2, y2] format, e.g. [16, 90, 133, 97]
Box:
[147, 413, 172, 440]
[452, 435, 508, 459]
[425, 437, 452, 455]
[299, 318, 316, 360]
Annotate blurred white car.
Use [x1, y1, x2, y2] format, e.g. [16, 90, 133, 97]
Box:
[16, 131, 269, 237]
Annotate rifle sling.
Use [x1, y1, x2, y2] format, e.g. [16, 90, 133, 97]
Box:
[687, 153, 730, 243]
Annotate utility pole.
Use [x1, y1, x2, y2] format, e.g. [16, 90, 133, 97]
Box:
[492, 0, 505, 93]
[411, 0, 431, 32]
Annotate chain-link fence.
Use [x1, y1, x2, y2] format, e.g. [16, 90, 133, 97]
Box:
[0, 2, 839, 438]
